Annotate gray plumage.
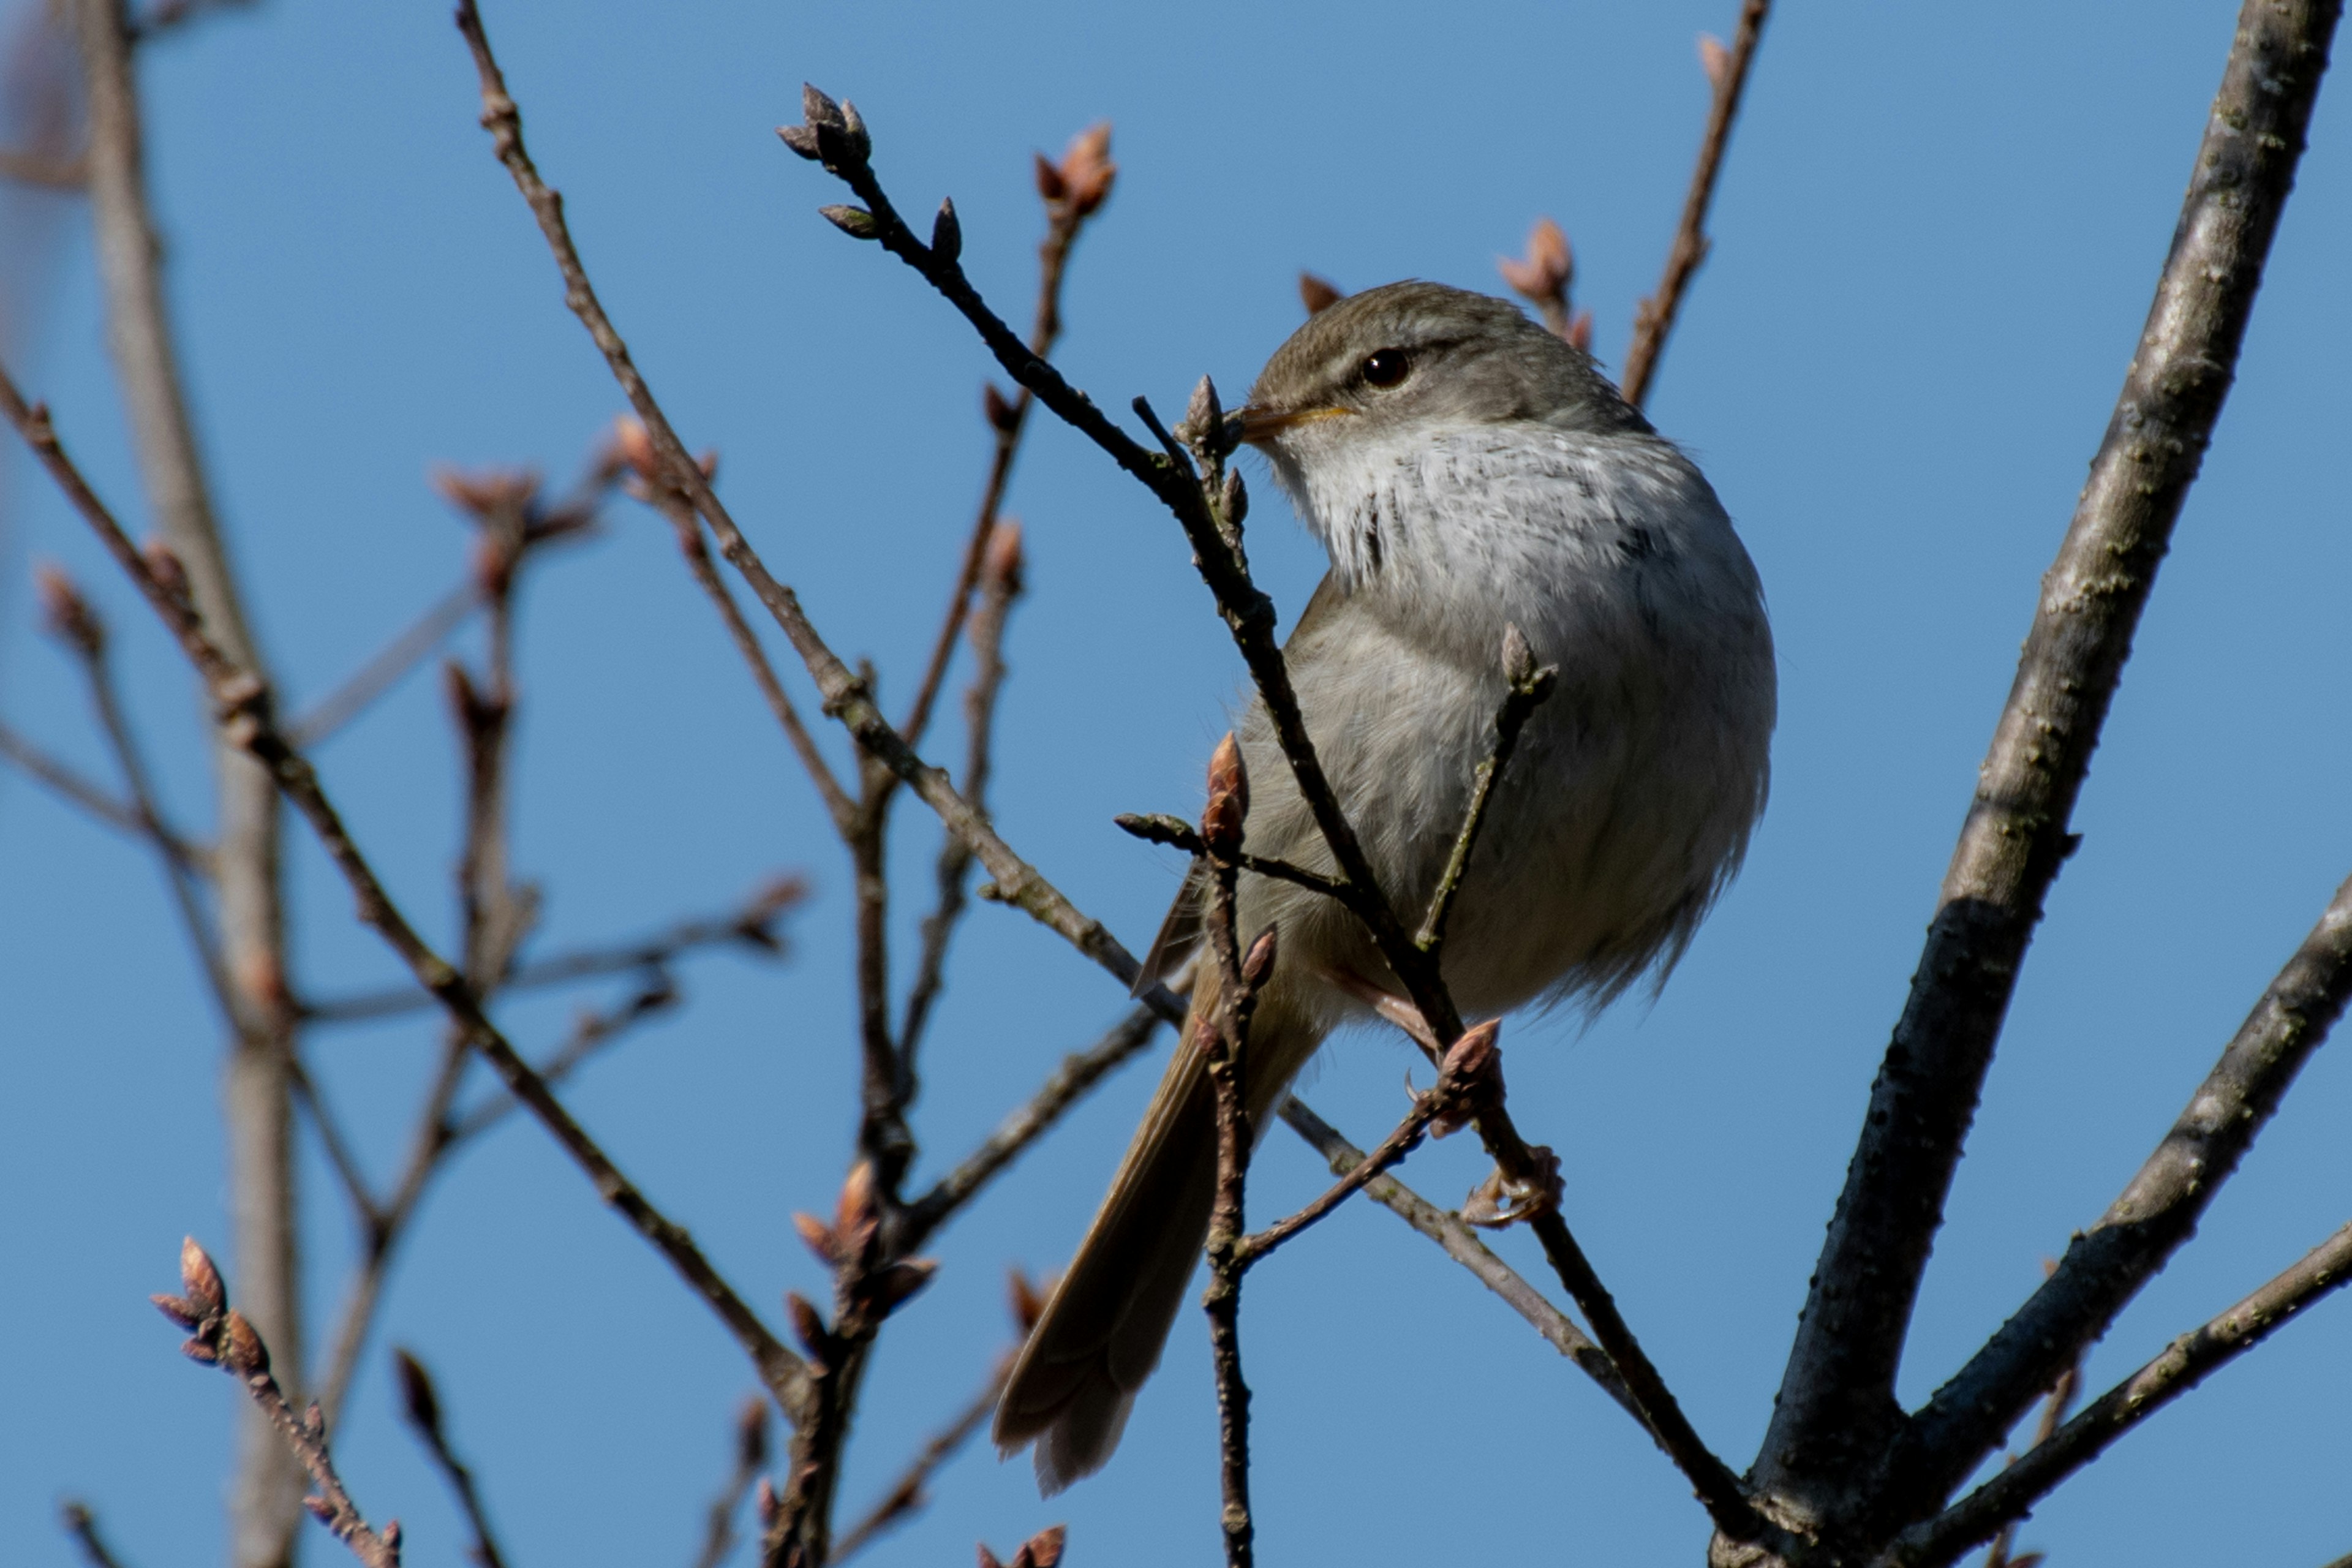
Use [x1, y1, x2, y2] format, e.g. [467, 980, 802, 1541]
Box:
[993, 281, 1776, 1492]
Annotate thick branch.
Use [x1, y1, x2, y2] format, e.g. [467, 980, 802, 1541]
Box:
[1888, 1222, 2352, 1568]
[1757, 0, 2342, 1515]
[1619, 0, 1771, 409]
[1892, 869, 2352, 1510]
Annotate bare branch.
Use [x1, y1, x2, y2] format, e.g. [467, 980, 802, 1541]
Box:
[831, 1349, 1011, 1562]
[1759, 0, 2342, 1516]
[900, 521, 1025, 1078]
[1234, 1022, 1496, 1268]
[392, 1351, 510, 1568]
[284, 578, 476, 749]
[446, 974, 680, 1145]
[1889, 1221, 2352, 1568]
[300, 875, 801, 1024]
[1619, 0, 1771, 409]
[0, 717, 178, 849]
[1893, 867, 2352, 1514]
[622, 445, 858, 835]
[69, 0, 304, 1553]
[1275, 1096, 1646, 1431]
[59, 1501, 134, 1568]
[688, 1396, 770, 1568]
[1414, 629, 1555, 952]
[0, 364, 813, 1425]
[153, 1240, 402, 1568]
[902, 1003, 1161, 1248]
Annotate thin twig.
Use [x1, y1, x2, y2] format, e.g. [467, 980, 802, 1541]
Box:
[1889, 1221, 2352, 1568]
[1234, 1023, 1494, 1268]
[1414, 628, 1555, 951]
[0, 717, 195, 853]
[688, 1396, 770, 1568]
[1275, 1096, 1647, 1431]
[1977, 1328, 2083, 1568]
[901, 1003, 1161, 1248]
[1760, 1, 2343, 1517]
[288, 1058, 383, 1233]
[300, 876, 801, 1024]
[59, 1501, 134, 1568]
[284, 578, 477, 748]
[900, 522, 1024, 1077]
[1619, 0, 1771, 409]
[894, 124, 1106, 758]
[445, 975, 680, 1145]
[1196, 740, 1268, 1568]
[0, 362, 813, 1426]
[153, 1240, 402, 1568]
[1893, 867, 2352, 1515]
[829, 1352, 1011, 1562]
[630, 465, 858, 834]
[393, 1351, 510, 1568]
[51, 579, 239, 1019]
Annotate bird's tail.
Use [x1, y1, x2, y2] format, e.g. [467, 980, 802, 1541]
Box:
[993, 960, 1324, 1493]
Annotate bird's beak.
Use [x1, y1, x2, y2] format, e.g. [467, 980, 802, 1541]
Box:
[1231, 404, 1351, 446]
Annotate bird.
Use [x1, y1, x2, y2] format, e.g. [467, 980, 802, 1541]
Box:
[992, 280, 1776, 1493]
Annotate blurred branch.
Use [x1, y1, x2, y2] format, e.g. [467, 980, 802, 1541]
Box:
[0, 715, 208, 867]
[127, 0, 260, 42]
[59, 1501, 134, 1568]
[1894, 867, 2352, 1513]
[299, 875, 802, 1023]
[68, 0, 305, 1554]
[901, 1003, 1160, 1248]
[1619, 0, 1771, 408]
[38, 567, 237, 1022]
[282, 578, 476, 749]
[689, 1396, 770, 1568]
[1759, 0, 2342, 1520]
[0, 145, 86, 187]
[1891, 1220, 2352, 1568]
[393, 1351, 509, 1568]
[0, 361, 813, 1427]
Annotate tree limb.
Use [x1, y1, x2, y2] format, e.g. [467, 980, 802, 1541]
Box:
[1755, 0, 2342, 1520]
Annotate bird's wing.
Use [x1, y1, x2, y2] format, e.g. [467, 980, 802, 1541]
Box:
[1133, 862, 1207, 997]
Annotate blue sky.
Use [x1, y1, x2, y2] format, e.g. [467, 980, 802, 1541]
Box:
[3, 2, 2348, 1566]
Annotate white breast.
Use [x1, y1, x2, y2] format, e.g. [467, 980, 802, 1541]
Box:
[1242, 421, 1776, 1016]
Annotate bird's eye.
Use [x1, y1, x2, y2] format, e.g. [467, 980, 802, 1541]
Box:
[1359, 349, 1411, 388]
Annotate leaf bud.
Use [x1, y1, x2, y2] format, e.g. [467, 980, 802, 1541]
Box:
[181, 1237, 226, 1316]
[1200, 733, 1247, 857]
[931, 198, 962, 263]
[818, 205, 880, 240]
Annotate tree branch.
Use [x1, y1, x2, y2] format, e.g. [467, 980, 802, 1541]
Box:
[299, 875, 800, 1024]
[829, 1349, 1011, 1562]
[1892, 867, 2352, 1513]
[282, 578, 476, 749]
[69, 0, 304, 1556]
[59, 1501, 135, 1568]
[0, 716, 199, 856]
[392, 1351, 510, 1568]
[1887, 1221, 2352, 1568]
[153, 1240, 402, 1568]
[1757, 0, 2342, 1519]
[1619, 0, 1771, 409]
[900, 1003, 1161, 1248]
